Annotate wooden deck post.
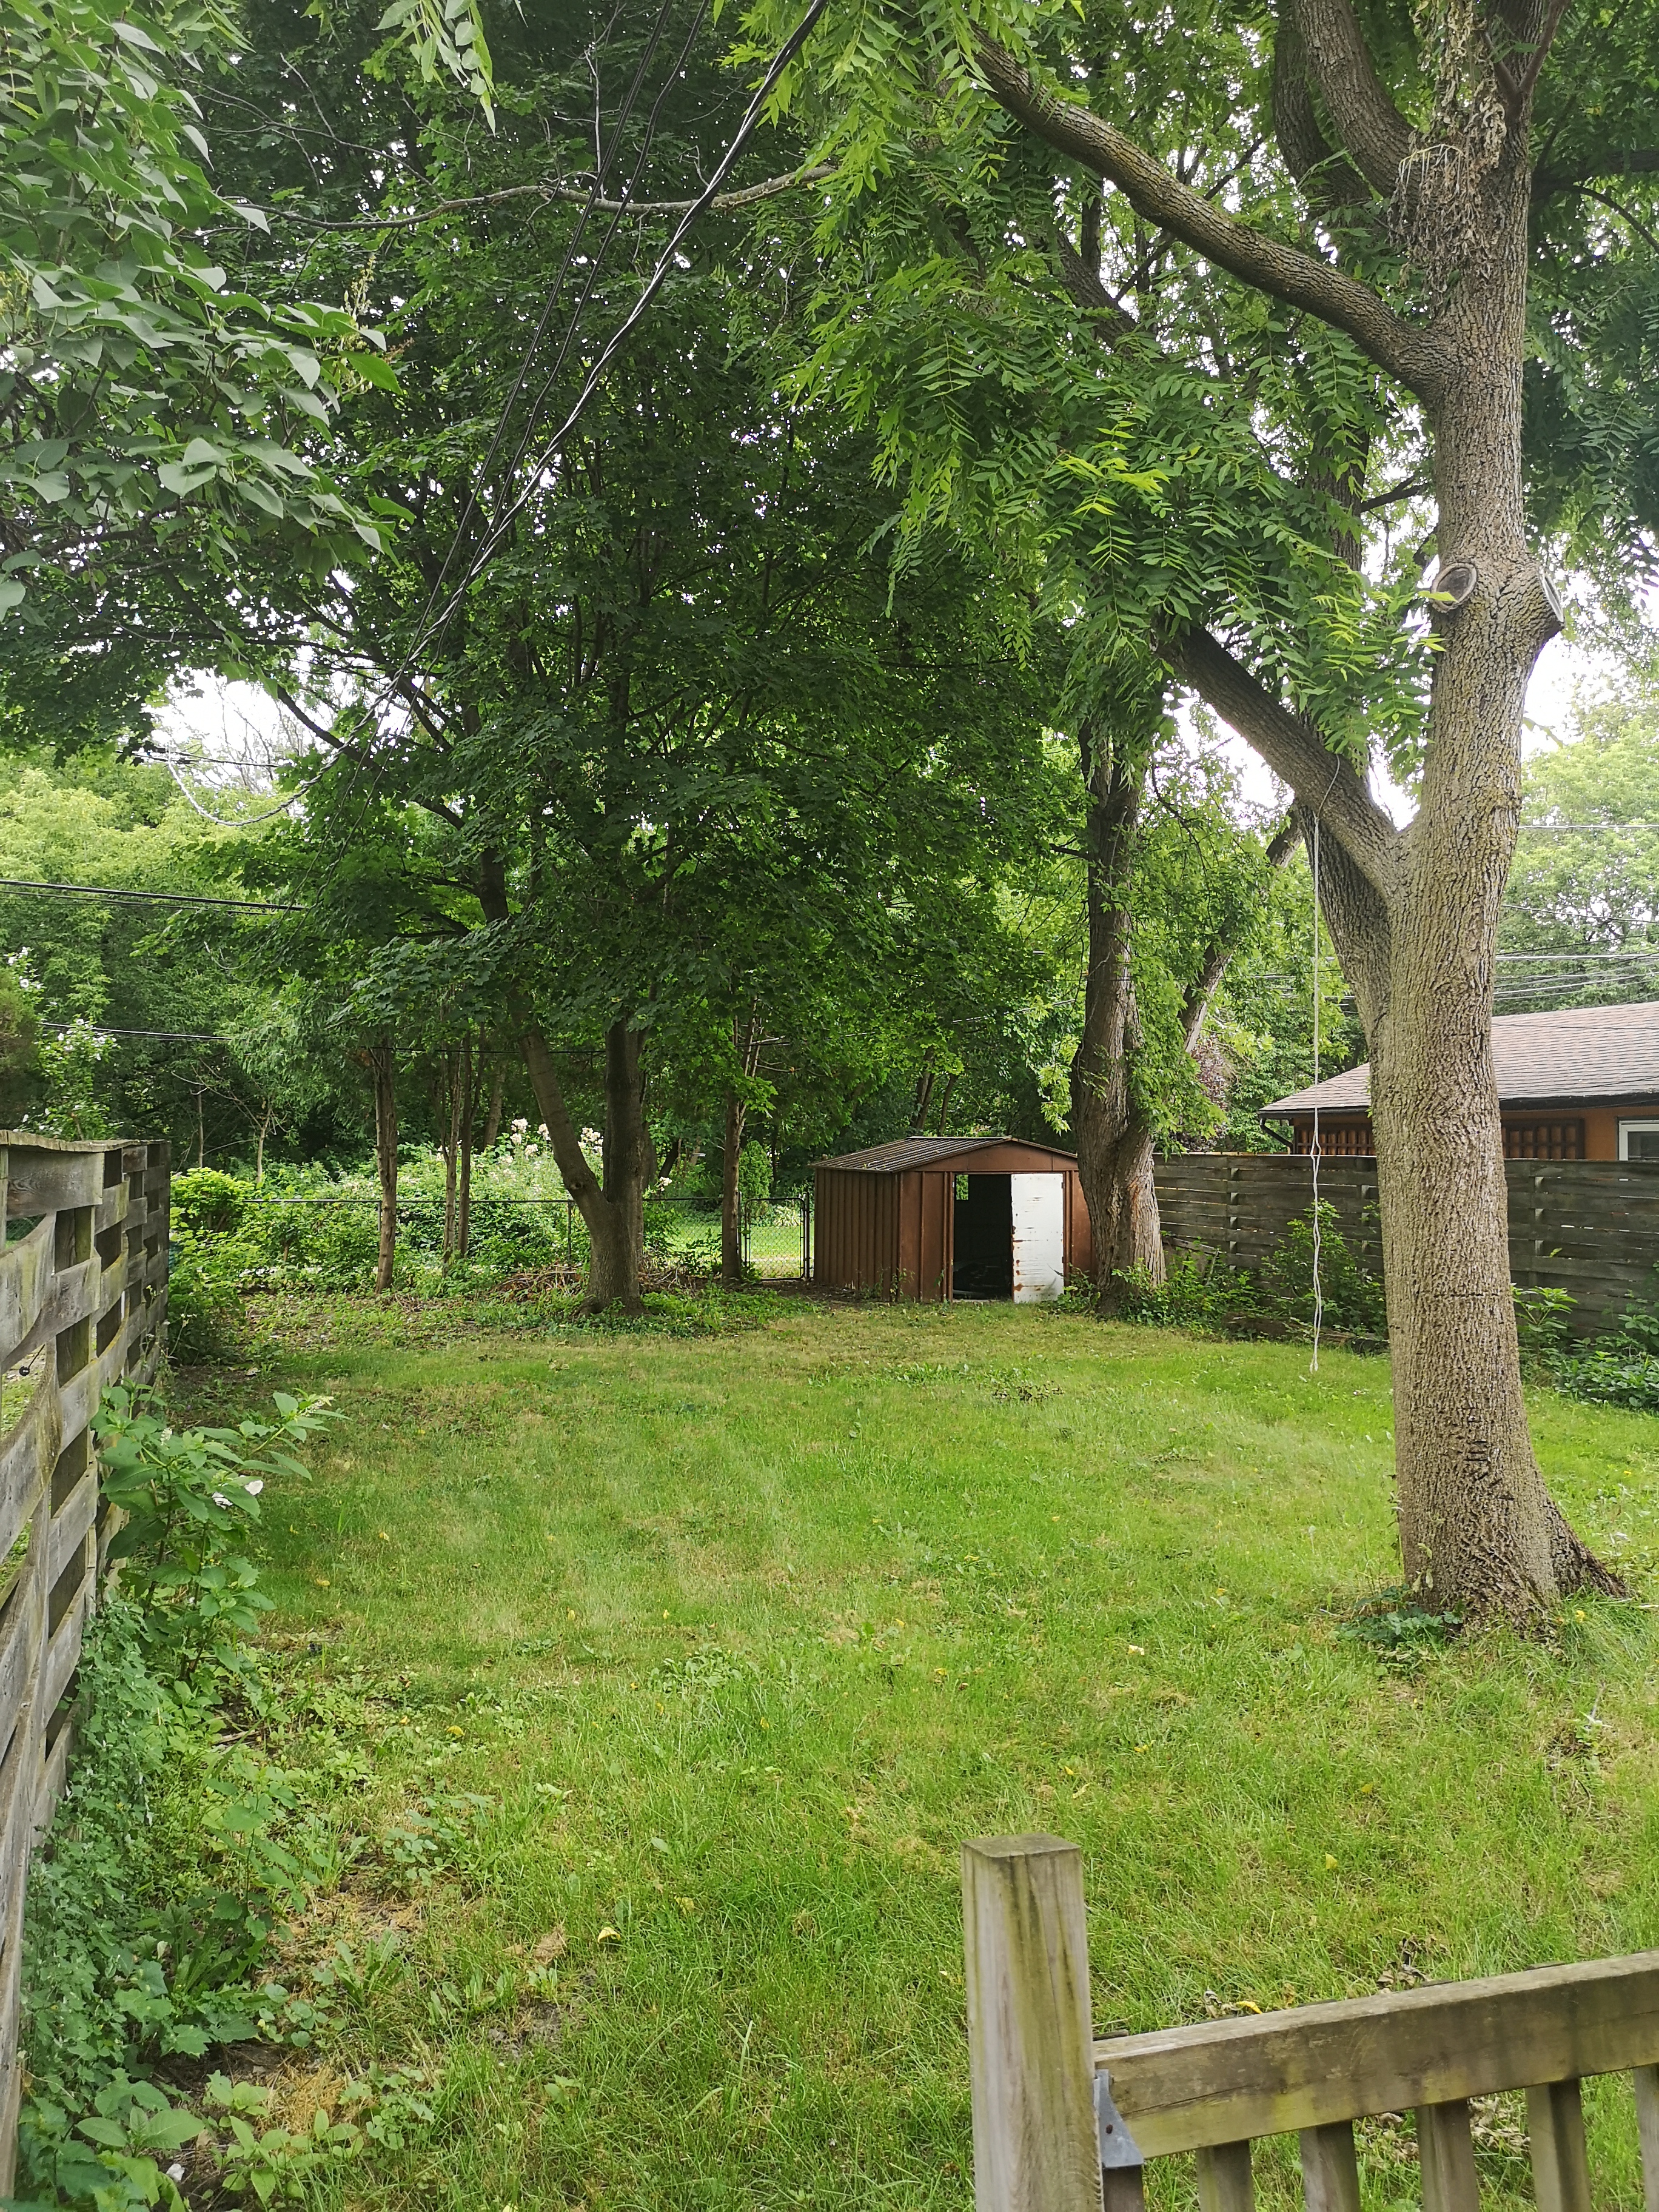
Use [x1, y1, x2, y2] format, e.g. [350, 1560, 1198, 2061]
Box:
[962, 1834, 1102, 2212]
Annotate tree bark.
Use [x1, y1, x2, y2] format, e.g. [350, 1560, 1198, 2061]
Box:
[1070, 713, 1163, 1301]
[722, 1087, 745, 1285]
[980, 8, 1618, 1616]
[515, 1013, 646, 1315]
[457, 1033, 475, 1261]
[369, 1038, 398, 1294]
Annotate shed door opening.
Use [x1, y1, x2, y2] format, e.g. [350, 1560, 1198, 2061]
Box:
[1011, 1173, 1065, 1302]
[952, 1175, 1012, 1299]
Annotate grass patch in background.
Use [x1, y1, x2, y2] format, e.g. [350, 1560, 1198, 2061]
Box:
[124, 1299, 1659, 2209]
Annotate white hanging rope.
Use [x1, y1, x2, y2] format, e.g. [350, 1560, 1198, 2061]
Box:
[1310, 813, 1324, 1373]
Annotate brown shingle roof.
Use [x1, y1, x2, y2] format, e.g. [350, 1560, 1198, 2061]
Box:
[1263, 999, 1659, 1119]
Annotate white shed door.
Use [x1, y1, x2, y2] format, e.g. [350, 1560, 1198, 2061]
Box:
[1010, 1174, 1065, 1302]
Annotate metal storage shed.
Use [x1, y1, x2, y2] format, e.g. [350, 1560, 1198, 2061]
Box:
[812, 1137, 1094, 1302]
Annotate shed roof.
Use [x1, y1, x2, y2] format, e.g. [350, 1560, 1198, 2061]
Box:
[816, 1136, 1078, 1173]
[1263, 999, 1659, 1118]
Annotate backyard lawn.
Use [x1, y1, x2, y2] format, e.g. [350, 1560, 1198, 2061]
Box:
[178, 1296, 1659, 2211]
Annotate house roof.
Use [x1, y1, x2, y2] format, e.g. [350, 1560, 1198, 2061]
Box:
[816, 1136, 1077, 1173]
[1263, 999, 1659, 1119]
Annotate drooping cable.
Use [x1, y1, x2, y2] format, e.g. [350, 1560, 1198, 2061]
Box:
[422, 0, 834, 634]
[1310, 811, 1324, 1373]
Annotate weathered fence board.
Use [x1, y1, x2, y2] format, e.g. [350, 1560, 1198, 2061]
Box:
[0, 1133, 168, 2187]
[1155, 1155, 1659, 1334]
[965, 1837, 1659, 2212]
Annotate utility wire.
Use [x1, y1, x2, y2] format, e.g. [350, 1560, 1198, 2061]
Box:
[424, 0, 834, 633]
[0, 878, 301, 913]
[44, 1022, 231, 1041]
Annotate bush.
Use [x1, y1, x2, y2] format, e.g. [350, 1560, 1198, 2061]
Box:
[170, 1170, 252, 1239]
[1112, 1250, 1248, 1326]
[165, 1227, 258, 1363]
[1550, 1301, 1659, 1410]
[14, 1385, 342, 2210]
[1258, 1199, 1387, 1335]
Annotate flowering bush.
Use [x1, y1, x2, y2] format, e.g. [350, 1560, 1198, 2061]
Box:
[93, 1387, 338, 1671]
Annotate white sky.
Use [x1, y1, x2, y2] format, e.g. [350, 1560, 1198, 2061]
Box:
[155, 622, 1618, 823]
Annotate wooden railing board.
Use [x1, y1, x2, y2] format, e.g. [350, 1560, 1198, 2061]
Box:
[1091, 1952, 1659, 2153]
[967, 1840, 1659, 2212]
[0, 1133, 170, 2192]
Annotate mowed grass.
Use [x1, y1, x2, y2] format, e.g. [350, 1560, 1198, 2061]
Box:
[193, 1299, 1659, 2211]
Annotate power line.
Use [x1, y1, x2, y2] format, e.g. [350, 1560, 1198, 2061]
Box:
[44, 1022, 230, 1041]
[0, 879, 300, 913]
[426, 0, 834, 631]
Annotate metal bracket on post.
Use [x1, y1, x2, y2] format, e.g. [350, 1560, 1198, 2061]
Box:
[1096, 2071, 1146, 2212]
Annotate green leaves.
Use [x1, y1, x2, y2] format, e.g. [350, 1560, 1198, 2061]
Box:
[92, 1384, 338, 1667]
[373, 0, 498, 127]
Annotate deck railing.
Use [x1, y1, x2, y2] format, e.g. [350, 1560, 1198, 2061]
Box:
[0, 1133, 169, 2176]
[964, 1834, 1659, 2212]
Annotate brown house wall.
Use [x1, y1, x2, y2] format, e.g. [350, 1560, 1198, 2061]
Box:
[814, 1148, 1095, 1299]
[1279, 1104, 1659, 1164]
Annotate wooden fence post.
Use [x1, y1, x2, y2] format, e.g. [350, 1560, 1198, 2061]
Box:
[962, 1834, 1102, 2212]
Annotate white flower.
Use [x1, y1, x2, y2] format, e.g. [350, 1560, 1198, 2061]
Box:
[525, 1144, 538, 1156]
[212, 1492, 231, 1509]
[538, 1123, 549, 1139]
[245, 1480, 264, 1496]
[167, 2165, 185, 2183]
[511, 1117, 529, 1134]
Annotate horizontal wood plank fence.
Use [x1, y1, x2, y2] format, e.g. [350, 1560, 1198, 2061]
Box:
[1155, 1154, 1659, 1335]
[0, 1134, 169, 2185]
[965, 1833, 1659, 2212]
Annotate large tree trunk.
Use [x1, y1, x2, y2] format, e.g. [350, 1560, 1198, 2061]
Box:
[369, 1038, 398, 1293]
[976, 7, 1618, 1616]
[1342, 140, 1615, 1610]
[1070, 714, 1162, 1299]
[516, 1014, 647, 1315]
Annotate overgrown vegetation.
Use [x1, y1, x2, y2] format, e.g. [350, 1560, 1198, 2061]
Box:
[17, 1296, 1659, 2208]
[12, 1388, 352, 2210]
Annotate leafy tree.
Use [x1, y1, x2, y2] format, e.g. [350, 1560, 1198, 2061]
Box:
[1500, 663, 1659, 1006]
[752, 0, 1659, 1612]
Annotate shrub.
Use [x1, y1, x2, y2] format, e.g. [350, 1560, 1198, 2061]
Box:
[1112, 1250, 1247, 1326]
[164, 1227, 259, 1363]
[14, 1385, 342, 2209]
[170, 1169, 252, 1238]
[1258, 1200, 1387, 1335]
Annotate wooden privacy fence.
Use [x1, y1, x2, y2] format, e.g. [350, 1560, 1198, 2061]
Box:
[1155, 1153, 1659, 1335]
[965, 1834, 1659, 2212]
[0, 1133, 169, 2176]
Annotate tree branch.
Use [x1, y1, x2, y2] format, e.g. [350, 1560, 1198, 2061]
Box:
[1052, 230, 1139, 336]
[1534, 146, 1659, 196]
[1180, 819, 1301, 1050]
[1166, 626, 1400, 897]
[1284, 0, 1413, 194]
[974, 36, 1447, 399]
[268, 164, 835, 234]
[1270, 22, 1372, 209]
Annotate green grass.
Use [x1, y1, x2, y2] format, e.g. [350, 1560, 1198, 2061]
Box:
[178, 1298, 1659, 2211]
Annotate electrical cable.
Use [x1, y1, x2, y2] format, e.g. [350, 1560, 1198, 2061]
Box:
[0, 878, 301, 913]
[407, 0, 688, 654]
[424, 0, 834, 632]
[43, 1022, 230, 1041]
[1310, 811, 1323, 1374]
